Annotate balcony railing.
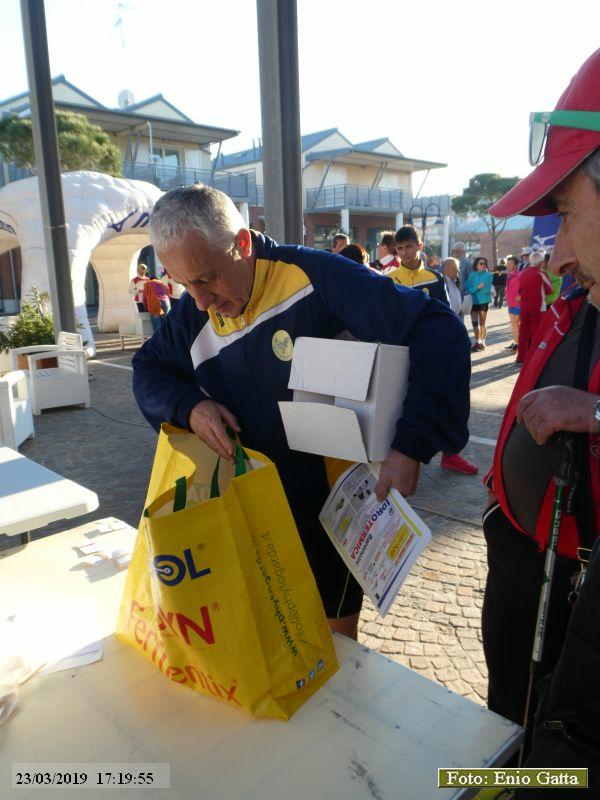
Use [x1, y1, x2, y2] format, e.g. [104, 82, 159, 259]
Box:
[122, 161, 262, 204]
[0, 157, 263, 205]
[306, 184, 410, 212]
[0, 161, 34, 187]
[306, 185, 451, 216]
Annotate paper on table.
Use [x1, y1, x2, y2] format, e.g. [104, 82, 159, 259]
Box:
[1, 598, 102, 680]
[319, 463, 431, 617]
[42, 640, 102, 675]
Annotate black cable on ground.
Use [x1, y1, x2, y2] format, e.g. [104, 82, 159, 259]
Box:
[90, 405, 151, 428]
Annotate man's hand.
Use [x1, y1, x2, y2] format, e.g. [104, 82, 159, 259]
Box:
[375, 450, 420, 500]
[188, 400, 241, 462]
[516, 386, 599, 445]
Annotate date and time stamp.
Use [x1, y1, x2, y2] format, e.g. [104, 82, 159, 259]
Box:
[11, 764, 171, 789]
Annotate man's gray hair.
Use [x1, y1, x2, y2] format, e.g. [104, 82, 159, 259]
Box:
[581, 148, 600, 192]
[150, 184, 247, 252]
[451, 241, 466, 253]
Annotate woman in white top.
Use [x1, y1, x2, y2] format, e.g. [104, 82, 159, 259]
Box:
[129, 263, 149, 312]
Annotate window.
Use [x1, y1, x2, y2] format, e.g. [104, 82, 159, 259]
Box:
[151, 147, 181, 182]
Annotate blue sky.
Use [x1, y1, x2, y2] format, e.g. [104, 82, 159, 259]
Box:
[1, 0, 599, 195]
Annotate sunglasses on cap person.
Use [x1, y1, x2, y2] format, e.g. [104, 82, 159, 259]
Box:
[529, 110, 600, 166]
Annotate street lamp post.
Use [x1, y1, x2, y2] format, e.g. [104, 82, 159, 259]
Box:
[409, 202, 442, 252]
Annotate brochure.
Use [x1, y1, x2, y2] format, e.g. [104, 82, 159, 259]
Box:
[319, 463, 431, 617]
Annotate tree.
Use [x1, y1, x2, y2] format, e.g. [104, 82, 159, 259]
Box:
[452, 173, 519, 265]
[0, 111, 121, 176]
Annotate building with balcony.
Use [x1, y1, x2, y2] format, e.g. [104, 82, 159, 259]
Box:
[215, 128, 450, 257]
[0, 75, 248, 315]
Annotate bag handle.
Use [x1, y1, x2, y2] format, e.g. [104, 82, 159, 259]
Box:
[210, 444, 247, 498]
[172, 444, 247, 511]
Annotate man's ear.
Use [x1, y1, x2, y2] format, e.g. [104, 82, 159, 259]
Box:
[236, 228, 252, 259]
[417, 242, 424, 253]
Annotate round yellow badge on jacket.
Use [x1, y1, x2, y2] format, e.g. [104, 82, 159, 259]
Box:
[272, 330, 294, 361]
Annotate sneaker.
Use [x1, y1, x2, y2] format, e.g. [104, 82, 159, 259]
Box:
[441, 452, 479, 475]
[511, 343, 518, 352]
[479, 343, 486, 350]
[470, 344, 479, 352]
[504, 343, 515, 350]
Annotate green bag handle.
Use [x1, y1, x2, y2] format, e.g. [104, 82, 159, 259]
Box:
[210, 444, 247, 499]
[172, 444, 247, 511]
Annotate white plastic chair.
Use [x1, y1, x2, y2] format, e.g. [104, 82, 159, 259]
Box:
[136, 312, 154, 343]
[10, 332, 90, 415]
[118, 312, 154, 349]
[0, 370, 35, 449]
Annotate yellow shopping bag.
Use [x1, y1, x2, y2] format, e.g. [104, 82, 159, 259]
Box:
[116, 425, 339, 720]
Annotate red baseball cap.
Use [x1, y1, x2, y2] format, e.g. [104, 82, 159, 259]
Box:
[490, 48, 600, 218]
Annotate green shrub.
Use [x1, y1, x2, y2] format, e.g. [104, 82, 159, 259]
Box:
[0, 288, 55, 353]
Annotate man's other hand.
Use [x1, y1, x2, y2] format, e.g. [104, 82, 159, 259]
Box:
[188, 400, 241, 462]
[516, 385, 599, 445]
[375, 450, 420, 500]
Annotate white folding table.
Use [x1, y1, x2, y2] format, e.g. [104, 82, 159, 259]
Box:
[0, 445, 99, 545]
[0, 522, 522, 799]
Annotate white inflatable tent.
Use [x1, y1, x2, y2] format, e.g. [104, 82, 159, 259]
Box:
[0, 170, 163, 355]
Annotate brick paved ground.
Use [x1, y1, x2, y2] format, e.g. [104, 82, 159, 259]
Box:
[1, 307, 520, 708]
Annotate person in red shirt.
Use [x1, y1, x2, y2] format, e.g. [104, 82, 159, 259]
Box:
[516, 249, 552, 363]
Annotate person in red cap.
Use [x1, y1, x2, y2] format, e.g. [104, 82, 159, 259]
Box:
[481, 46, 600, 747]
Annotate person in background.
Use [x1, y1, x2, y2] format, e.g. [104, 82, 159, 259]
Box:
[387, 225, 449, 305]
[465, 257, 493, 351]
[452, 241, 472, 297]
[398, 255, 478, 476]
[519, 245, 532, 271]
[129, 262, 148, 312]
[163, 270, 185, 308]
[331, 232, 350, 254]
[427, 254, 440, 270]
[492, 259, 507, 308]
[339, 243, 369, 265]
[543, 250, 563, 306]
[516, 249, 552, 364]
[504, 255, 521, 352]
[373, 231, 399, 273]
[143, 273, 171, 332]
[442, 257, 462, 315]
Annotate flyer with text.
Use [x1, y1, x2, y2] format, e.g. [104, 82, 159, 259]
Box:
[319, 463, 431, 617]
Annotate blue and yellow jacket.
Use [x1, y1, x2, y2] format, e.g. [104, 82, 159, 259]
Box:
[132, 234, 470, 525]
[386, 261, 450, 306]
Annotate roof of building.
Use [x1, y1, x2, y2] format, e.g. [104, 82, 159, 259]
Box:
[214, 127, 344, 170]
[121, 93, 195, 123]
[0, 74, 104, 110]
[354, 137, 403, 155]
[0, 75, 239, 145]
[215, 129, 443, 173]
[305, 146, 446, 172]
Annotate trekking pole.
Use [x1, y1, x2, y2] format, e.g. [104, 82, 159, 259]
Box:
[518, 433, 577, 765]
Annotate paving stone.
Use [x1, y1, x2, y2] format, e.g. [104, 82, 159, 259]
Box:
[404, 643, 425, 656]
[409, 657, 431, 670]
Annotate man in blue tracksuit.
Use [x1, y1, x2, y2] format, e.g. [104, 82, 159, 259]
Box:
[132, 184, 471, 639]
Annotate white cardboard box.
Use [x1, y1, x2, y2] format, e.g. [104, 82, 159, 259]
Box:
[278, 337, 409, 463]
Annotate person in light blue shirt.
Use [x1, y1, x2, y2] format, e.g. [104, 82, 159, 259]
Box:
[465, 257, 493, 351]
